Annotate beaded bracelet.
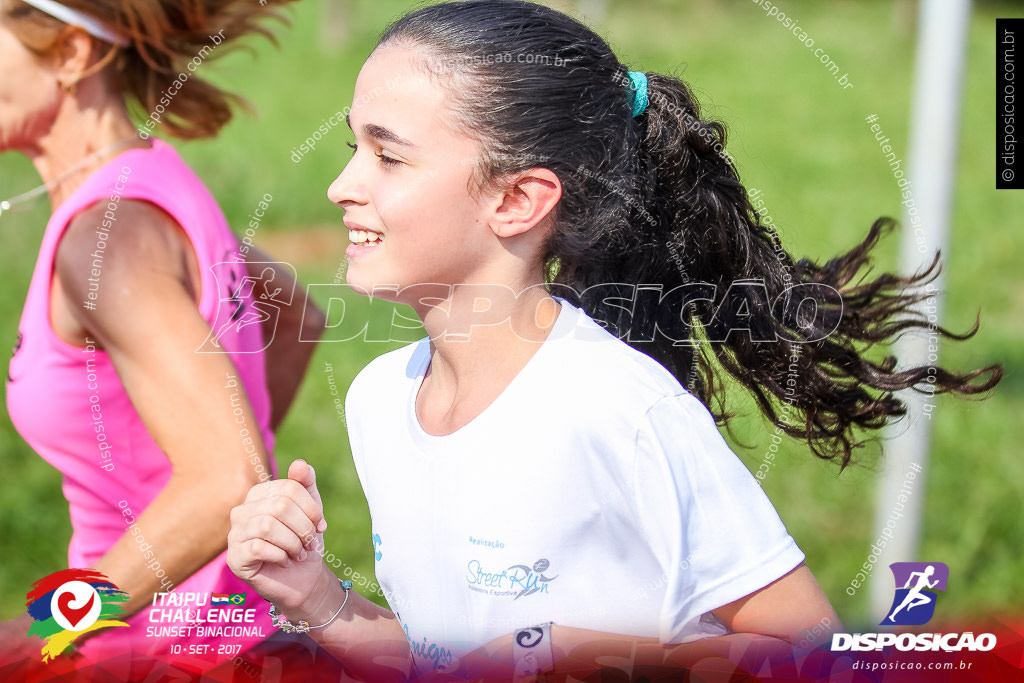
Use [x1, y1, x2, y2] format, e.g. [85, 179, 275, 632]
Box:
[268, 578, 354, 634]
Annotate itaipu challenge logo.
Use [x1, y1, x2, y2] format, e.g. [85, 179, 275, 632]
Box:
[26, 569, 130, 661]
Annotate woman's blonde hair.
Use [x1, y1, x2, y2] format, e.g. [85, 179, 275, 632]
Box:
[3, 0, 296, 139]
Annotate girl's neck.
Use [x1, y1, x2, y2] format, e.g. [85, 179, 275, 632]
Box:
[413, 283, 561, 436]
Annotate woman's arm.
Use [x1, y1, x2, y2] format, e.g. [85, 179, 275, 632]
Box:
[55, 200, 273, 618]
[241, 246, 325, 431]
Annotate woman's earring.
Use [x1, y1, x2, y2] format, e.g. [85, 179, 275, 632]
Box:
[59, 79, 78, 95]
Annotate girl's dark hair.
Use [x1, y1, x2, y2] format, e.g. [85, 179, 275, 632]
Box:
[3, 0, 296, 139]
[378, 0, 1001, 468]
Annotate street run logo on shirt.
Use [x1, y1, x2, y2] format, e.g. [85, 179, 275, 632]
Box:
[831, 562, 997, 653]
[25, 569, 130, 661]
[466, 558, 558, 599]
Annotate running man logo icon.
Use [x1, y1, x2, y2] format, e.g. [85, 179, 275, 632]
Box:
[196, 258, 297, 354]
[882, 562, 950, 626]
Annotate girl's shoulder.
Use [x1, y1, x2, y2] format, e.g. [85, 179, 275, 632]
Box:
[552, 301, 684, 388]
[542, 302, 695, 425]
[347, 337, 429, 405]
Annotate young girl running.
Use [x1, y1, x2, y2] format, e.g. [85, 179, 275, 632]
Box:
[227, 1, 1000, 679]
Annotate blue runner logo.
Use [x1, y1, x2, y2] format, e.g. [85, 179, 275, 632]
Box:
[882, 562, 949, 626]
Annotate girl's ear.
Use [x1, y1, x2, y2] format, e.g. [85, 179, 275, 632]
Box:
[487, 168, 562, 238]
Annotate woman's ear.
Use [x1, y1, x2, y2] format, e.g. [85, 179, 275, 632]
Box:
[487, 167, 562, 238]
[54, 26, 95, 87]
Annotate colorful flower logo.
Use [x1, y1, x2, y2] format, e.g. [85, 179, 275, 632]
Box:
[25, 569, 130, 661]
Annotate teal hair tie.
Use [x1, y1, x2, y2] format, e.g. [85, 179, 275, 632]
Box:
[627, 70, 648, 117]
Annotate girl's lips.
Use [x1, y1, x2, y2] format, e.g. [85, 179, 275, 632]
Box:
[345, 222, 384, 258]
[346, 240, 383, 258]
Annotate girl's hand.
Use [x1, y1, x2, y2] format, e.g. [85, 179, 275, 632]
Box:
[227, 459, 330, 615]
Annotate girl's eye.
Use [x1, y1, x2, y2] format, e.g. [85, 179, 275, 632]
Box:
[376, 152, 403, 167]
[349, 141, 401, 167]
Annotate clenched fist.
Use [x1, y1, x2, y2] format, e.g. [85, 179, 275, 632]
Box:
[227, 459, 332, 617]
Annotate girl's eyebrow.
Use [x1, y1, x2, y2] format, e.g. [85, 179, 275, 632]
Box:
[345, 115, 417, 148]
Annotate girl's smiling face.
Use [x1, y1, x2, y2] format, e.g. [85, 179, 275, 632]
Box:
[329, 45, 505, 306]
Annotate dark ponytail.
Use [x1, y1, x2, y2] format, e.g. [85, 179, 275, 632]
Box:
[614, 72, 1001, 465]
[380, 0, 1001, 468]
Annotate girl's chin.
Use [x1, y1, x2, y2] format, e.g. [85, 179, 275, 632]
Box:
[343, 268, 399, 300]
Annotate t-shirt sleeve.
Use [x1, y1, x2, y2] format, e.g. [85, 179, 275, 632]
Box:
[631, 392, 805, 644]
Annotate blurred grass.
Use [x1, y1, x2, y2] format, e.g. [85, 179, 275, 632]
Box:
[1, 0, 1021, 631]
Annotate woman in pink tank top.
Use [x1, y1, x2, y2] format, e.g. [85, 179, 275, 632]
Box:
[0, 0, 326, 675]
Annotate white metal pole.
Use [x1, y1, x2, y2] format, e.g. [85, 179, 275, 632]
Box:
[868, 0, 973, 622]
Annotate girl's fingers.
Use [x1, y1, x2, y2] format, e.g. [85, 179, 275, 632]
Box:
[227, 530, 293, 578]
[240, 536, 292, 568]
[237, 512, 308, 562]
[252, 493, 323, 551]
[243, 477, 292, 503]
[287, 459, 326, 520]
[238, 476, 327, 535]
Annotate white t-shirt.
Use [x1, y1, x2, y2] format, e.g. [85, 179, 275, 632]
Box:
[345, 299, 804, 675]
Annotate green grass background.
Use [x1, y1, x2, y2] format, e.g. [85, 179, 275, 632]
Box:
[1, 0, 1021, 631]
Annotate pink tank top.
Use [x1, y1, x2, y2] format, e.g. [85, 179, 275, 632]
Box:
[6, 140, 277, 664]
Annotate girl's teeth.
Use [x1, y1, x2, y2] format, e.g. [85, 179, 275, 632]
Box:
[349, 229, 383, 244]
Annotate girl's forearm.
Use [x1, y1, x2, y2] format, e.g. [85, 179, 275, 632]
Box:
[276, 563, 412, 679]
[465, 627, 791, 679]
